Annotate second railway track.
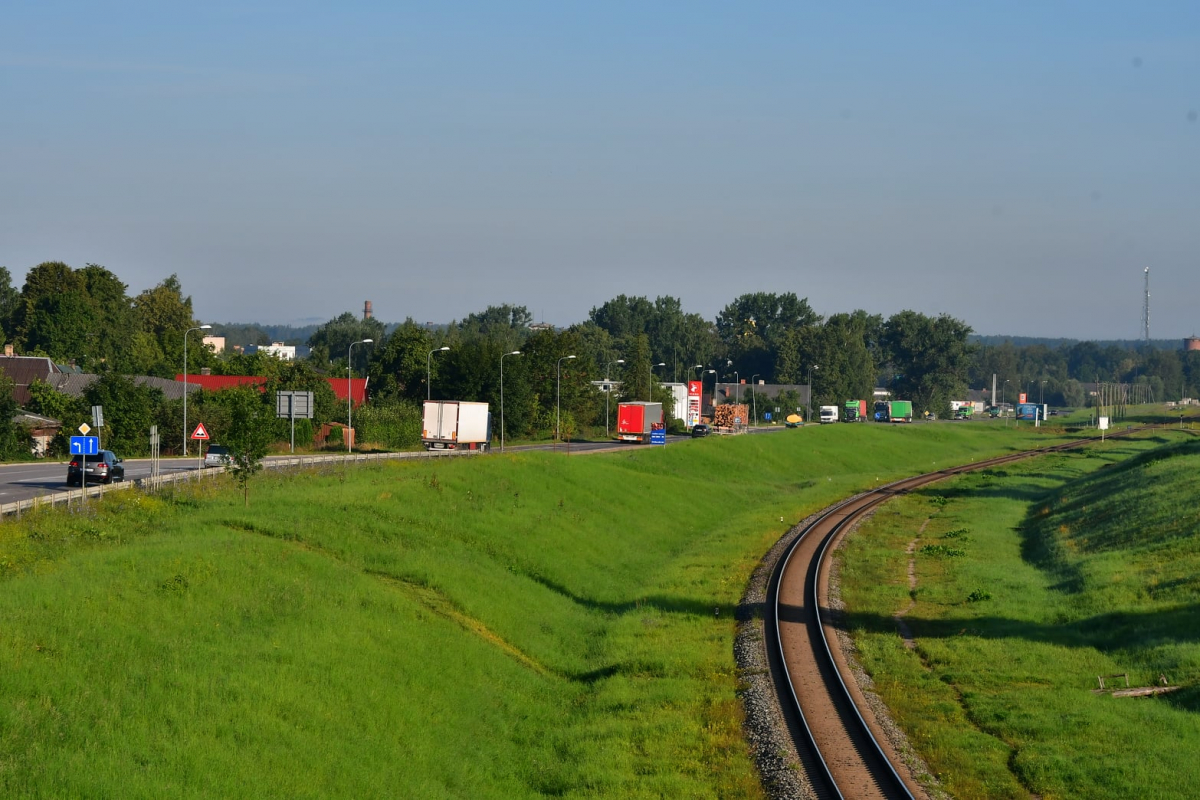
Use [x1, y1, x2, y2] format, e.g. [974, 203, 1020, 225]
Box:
[765, 430, 1145, 799]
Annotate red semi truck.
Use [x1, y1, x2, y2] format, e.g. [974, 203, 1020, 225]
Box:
[616, 401, 663, 443]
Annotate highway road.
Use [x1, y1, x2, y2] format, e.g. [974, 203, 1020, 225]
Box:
[0, 426, 786, 506]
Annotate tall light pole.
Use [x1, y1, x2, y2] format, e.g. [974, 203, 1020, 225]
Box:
[501, 350, 520, 451]
[347, 339, 373, 453]
[751, 374, 760, 426]
[707, 369, 718, 415]
[807, 365, 819, 424]
[182, 324, 212, 456]
[427, 346, 450, 401]
[557, 355, 576, 443]
[605, 358, 625, 437]
[1040, 379, 1047, 406]
[649, 362, 665, 402]
[732, 371, 739, 407]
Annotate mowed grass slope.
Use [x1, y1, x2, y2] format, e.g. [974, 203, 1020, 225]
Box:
[1, 424, 1057, 798]
[840, 432, 1200, 800]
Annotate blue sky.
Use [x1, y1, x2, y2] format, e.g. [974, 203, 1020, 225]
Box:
[3, 2, 1198, 338]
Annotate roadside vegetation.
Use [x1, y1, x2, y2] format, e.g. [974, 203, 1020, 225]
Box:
[0, 424, 1058, 797]
[839, 430, 1200, 799]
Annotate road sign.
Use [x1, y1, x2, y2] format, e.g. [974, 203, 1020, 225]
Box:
[92, 405, 104, 428]
[734, 416, 743, 425]
[650, 428, 666, 445]
[276, 390, 315, 419]
[78, 422, 91, 435]
[70, 436, 99, 455]
[764, 412, 772, 421]
[191, 422, 210, 440]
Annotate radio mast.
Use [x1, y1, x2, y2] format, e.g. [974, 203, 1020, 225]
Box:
[1142, 267, 1150, 345]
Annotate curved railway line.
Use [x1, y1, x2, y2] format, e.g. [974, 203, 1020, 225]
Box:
[766, 429, 1144, 799]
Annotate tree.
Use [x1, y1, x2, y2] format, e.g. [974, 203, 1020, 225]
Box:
[881, 311, 974, 417]
[14, 261, 95, 363]
[0, 374, 27, 460]
[84, 373, 161, 457]
[717, 292, 821, 381]
[0, 267, 20, 347]
[367, 321, 434, 403]
[222, 387, 273, 507]
[132, 274, 210, 377]
[308, 312, 386, 375]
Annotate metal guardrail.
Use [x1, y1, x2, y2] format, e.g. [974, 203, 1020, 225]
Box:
[0, 449, 478, 519]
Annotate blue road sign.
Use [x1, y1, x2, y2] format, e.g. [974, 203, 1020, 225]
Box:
[70, 436, 99, 455]
[650, 428, 666, 445]
[764, 412, 772, 421]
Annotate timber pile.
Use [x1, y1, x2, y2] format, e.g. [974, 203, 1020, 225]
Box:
[712, 404, 749, 428]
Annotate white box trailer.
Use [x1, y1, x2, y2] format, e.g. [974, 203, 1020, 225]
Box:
[819, 405, 839, 423]
[422, 401, 492, 451]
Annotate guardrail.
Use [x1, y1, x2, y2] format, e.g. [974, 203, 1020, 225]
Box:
[0, 449, 479, 519]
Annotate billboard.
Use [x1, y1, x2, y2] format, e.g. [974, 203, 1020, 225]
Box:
[687, 381, 702, 427]
[1016, 403, 1041, 420]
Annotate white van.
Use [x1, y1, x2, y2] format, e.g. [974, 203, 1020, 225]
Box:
[819, 405, 839, 424]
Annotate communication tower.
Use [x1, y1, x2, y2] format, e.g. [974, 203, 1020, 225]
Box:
[1142, 268, 1150, 345]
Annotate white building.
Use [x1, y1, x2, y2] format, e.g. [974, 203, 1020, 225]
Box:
[259, 342, 296, 361]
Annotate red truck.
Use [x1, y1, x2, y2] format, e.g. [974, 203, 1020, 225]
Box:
[616, 401, 663, 443]
[844, 399, 868, 422]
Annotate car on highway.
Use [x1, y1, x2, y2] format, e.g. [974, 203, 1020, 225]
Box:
[67, 450, 125, 486]
[204, 445, 230, 468]
[690, 424, 711, 438]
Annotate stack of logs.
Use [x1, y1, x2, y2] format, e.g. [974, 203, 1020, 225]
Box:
[712, 404, 749, 428]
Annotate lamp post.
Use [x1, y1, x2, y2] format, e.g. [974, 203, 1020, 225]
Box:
[557, 355, 576, 444]
[649, 362, 665, 401]
[501, 350, 521, 452]
[427, 346, 450, 401]
[807, 365, 819, 424]
[605, 358, 625, 437]
[732, 371, 740, 412]
[1040, 379, 1048, 406]
[751, 374, 760, 426]
[182, 324, 212, 457]
[347, 339, 373, 453]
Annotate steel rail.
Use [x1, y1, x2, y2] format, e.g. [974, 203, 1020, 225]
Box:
[772, 428, 1149, 798]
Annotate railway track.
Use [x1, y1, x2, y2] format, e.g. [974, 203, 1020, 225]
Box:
[766, 430, 1145, 799]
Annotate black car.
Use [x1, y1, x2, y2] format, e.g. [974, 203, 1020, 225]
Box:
[67, 450, 126, 486]
[691, 424, 711, 438]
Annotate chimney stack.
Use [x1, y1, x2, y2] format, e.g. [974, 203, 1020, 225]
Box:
[364, 300, 373, 320]
[3, 344, 12, 357]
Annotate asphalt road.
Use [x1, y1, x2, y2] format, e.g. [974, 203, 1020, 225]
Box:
[0, 426, 786, 505]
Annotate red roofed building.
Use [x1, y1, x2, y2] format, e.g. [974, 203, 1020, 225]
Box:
[176, 375, 369, 408]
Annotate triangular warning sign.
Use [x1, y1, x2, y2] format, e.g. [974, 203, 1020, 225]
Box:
[191, 422, 210, 440]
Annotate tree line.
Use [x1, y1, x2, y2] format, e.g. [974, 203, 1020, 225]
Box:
[6, 259, 1194, 457]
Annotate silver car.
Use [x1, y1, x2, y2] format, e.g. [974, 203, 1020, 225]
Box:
[204, 445, 230, 468]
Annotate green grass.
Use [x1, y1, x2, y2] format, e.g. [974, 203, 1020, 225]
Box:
[0, 423, 1065, 798]
[840, 430, 1200, 800]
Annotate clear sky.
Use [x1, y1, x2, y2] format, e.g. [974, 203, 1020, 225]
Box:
[3, 2, 1198, 338]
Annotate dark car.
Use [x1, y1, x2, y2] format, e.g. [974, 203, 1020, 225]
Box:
[67, 450, 125, 486]
[691, 424, 711, 438]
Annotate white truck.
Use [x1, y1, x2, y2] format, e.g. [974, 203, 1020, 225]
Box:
[422, 401, 492, 451]
[819, 405, 840, 424]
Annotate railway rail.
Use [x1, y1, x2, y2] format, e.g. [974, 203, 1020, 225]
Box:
[767, 429, 1145, 799]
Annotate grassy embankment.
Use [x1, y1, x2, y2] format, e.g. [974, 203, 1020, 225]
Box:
[840, 429, 1200, 799]
[1, 423, 1062, 798]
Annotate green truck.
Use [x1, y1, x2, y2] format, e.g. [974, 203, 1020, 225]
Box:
[887, 400, 913, 423]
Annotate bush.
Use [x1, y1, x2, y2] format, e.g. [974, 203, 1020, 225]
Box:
[352, 402, 422, 449]
[967, 588, 992, 602]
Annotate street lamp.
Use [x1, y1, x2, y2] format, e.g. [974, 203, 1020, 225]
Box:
[557, 355, 576, 443]
[731, 371, 739, 408]
[500, 350, 521, 452]
[182, 324, 212, 457]
[751, 374, 760, 426]
[706, 369, 718, 418]
[649, 362, 665, 401]
[807, 365, 819, 424]
[605, 358, 625, 437]
[347, 339, 373, 453]
[427, 346, 450, 401]
[1040, 379, 1048, 406]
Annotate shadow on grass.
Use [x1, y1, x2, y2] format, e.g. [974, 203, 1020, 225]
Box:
[524, 571, 725, 619]
[839, 602, 1200, 688]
